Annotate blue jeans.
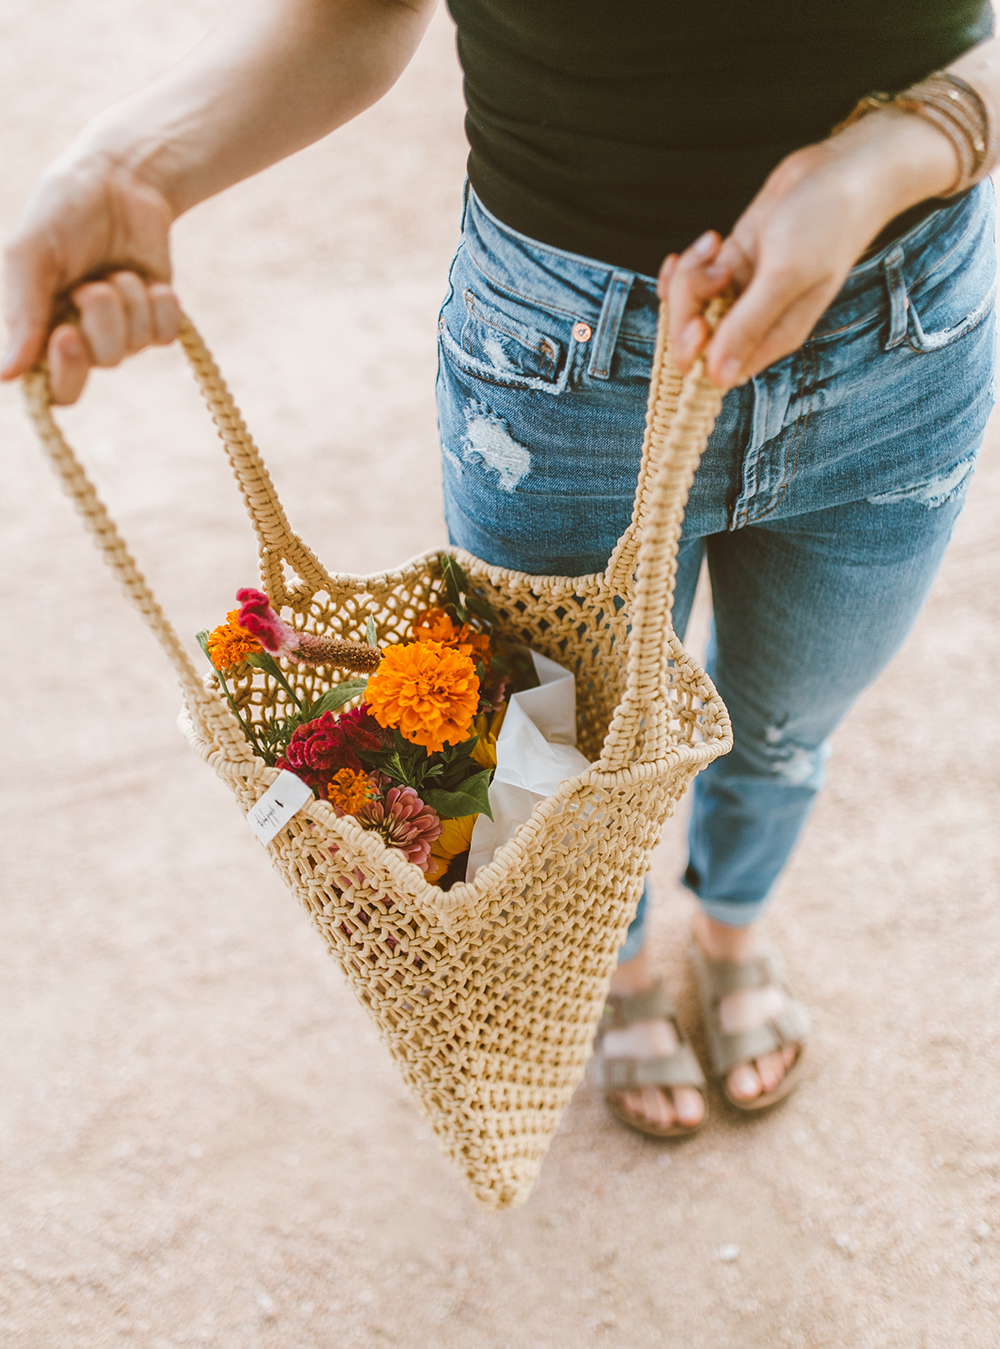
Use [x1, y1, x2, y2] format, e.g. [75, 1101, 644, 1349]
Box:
[436, 184, 996, 954]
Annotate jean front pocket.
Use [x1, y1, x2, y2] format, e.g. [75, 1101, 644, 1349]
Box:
[882, 190, 998, 355]
[906, 283, 995, 353]
[437, 245, 573, 395]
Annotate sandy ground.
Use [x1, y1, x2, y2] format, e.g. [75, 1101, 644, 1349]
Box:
[1, 5, 999, 1347]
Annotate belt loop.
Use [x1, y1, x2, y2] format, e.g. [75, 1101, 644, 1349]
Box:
[882, 246, 909, 350]
[588, 270, 634, 379]
[460, 178, 472, 234]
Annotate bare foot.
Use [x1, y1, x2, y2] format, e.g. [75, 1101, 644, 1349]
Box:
[692, 911, 800, 1104]
[603, 948, 705, 1132]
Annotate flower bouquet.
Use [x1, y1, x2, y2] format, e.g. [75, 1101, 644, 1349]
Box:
[197, 555, 539, 887]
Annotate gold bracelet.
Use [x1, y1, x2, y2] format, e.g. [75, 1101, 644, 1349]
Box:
[833, 71, 997, 198]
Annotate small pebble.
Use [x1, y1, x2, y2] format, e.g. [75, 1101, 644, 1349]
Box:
[718, 1244, 740, 1262]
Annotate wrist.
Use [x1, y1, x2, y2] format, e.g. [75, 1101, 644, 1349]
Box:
[824, 107, 962, 218]
[49, 105, 195, 222]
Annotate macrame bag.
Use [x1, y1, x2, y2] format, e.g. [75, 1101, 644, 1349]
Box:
[24, 302, 732, 1211]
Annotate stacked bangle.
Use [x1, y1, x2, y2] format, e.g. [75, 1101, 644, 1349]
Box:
[834, 71, 997, 198]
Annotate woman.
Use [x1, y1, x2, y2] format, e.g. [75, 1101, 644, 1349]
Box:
[3, 0, 996, 1137]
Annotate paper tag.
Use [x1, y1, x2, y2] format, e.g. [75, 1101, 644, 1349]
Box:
[247, 770, 313, 844]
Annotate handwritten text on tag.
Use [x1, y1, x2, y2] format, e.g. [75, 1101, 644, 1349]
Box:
[247, 770, 313, 844]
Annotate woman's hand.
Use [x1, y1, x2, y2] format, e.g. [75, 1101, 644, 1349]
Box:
[660, 108, 961, 389]
[1, 158, 181, 404]
[1, 0, 437, 405]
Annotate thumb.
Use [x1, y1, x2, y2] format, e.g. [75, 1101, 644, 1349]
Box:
[1, 243, 61, 380]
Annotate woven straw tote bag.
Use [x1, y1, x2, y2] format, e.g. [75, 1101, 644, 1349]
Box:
[24, 301, 732, 1211]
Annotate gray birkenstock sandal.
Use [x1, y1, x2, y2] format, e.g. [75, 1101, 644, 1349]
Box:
[690, 940, 810, 1112]
[591, 978, 707, 1138]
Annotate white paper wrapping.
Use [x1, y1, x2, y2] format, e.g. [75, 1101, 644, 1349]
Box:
[467, 651, 591, 880]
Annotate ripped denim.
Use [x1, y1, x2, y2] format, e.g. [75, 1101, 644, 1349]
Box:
[436, 184, 996, 941]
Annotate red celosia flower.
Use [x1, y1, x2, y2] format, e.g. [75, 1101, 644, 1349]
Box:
[236, 589, 380, 672]
[337, 703, 394, 757]
[277, 705, 392, 794]
[356, 786, 442, 871]
[278, 712, 353, 789]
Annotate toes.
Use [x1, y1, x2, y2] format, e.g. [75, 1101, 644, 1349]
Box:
[755, 1050, 785, 1094]
[620, 1088, 677, 1130]
[727, 1062, 762, 1102]
[643, 1087, 676, 1130]
[671, 1086, 705, 1128]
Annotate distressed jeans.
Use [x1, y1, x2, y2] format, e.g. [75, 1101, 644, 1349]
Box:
[436, 184, 996, 953]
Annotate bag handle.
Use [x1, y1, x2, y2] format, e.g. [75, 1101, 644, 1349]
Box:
[604, 299, 726, 603]
[20, 314, 338, 762]
[21, 347, 261, 765]
[23, 305, 725, 776]
[597, 299, 729, 772]
[174, 319, 336, 605]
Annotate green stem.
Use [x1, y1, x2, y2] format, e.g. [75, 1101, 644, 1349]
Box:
[272, 667, 304, 711]
[196, 631, 267, 759]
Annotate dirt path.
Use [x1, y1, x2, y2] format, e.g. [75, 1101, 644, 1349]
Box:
[1, 5, 998, 1347]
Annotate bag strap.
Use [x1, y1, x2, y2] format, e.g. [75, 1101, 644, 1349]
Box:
[23, 305, 726, 775]
[175, 319, 336, 605]
[21, 349, 260, 764]
[20, 313, 339, 762]
[597, 299, 729, 772]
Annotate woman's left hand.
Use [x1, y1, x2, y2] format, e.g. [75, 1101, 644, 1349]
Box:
[660, 107, 960, 389]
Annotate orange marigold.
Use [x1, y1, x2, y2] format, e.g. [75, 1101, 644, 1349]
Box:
[207, 609, 263, 669]
[325, 767, 381, 816]
[413, 607, 492, 662]
[366, 640, 480, 753]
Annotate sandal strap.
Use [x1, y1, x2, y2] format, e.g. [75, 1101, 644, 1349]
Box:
[695, 951, 778, 998]
[709, 998, 811, 1076]
[592, 1043, 706, 1092]
[691, 940, 810, 1077]
[602, 977, 677, 1030]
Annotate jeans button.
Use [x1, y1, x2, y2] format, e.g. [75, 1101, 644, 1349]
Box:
[573, 321, 592, 342]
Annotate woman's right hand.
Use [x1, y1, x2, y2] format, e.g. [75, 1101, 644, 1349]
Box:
[1, 157, 181, 404]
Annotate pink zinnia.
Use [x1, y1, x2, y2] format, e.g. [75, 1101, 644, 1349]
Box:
[356, 787, 442, 872]
[236, 589, 380, 672]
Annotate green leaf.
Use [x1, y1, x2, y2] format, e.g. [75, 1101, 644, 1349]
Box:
[423, 769, 494, 822]
[366, 615, 379, 649]
[307, 679, 368, 718]
[245, 650, 304, 710]
[464, 590, 499, 626]
[439, 553, 469, 624]
[245, 650, 281, 679]
[195, 630, 214, 665]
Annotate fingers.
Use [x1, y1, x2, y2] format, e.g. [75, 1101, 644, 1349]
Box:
[22, 273, 181, 405]
[704, 267, 836, 389]
[147, 282, 181, 345]
[661, 231, 736, 373]
[74, 281, 127, 366]
[47, 324, 91, 405]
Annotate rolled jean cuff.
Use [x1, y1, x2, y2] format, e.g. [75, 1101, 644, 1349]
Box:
[683, 872, 768, 928]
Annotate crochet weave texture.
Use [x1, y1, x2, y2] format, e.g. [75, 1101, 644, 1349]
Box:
[24, 305, 732, 1210]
